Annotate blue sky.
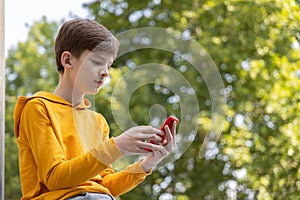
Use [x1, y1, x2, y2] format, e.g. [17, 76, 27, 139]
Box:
[5, 0, 89, 57]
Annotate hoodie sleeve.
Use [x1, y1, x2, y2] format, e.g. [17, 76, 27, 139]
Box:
[96, 132, 152, 197]
[100, 160, 152, 197]
[18, 99, 123, 190]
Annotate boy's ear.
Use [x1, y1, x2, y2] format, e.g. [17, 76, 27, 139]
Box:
[61, 51, 72, 69]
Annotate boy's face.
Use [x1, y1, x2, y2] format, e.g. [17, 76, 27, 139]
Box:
[72, 49, 115, 95]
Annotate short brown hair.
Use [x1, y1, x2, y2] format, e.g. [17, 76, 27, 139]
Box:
[55, 19, 119, 73]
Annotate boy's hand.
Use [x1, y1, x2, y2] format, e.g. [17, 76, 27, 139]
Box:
[141, 121, 177, 172]
[114, 126, 165, 155]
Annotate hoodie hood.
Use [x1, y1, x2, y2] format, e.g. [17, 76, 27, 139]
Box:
[13, 91, 91, 138]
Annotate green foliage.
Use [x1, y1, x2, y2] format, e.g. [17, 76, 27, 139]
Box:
[5, 0, 300, 199]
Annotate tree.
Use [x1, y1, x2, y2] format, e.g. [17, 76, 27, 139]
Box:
[83, 0, 300, 199]
[5, 0, 300, 199]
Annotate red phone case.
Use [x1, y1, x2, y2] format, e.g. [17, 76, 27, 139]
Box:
[144, 116, 179, 152]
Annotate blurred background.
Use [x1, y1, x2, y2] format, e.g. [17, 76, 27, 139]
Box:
[4, 0, 300, 199]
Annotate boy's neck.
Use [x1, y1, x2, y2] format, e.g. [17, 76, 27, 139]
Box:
[54, 81, 84, 106]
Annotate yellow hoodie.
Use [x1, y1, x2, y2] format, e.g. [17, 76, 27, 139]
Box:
[14, 91, 150, 200]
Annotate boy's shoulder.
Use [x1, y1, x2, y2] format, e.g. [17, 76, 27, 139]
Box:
[30, 91, 71, 105]
[15, 91, 72, 114]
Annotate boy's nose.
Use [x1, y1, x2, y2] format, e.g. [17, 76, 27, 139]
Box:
[100, 68, 109, 77]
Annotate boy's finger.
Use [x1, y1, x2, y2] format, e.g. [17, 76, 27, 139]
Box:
[142, 142, 164, 151]
[172, 121, 177, 136]
[138, 132, 163, 141]
[172, 121, 177, 146]
[164, 125, 173, 145]
[139, 126, 164, 136]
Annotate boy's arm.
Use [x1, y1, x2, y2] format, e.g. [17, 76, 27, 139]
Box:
[100, 161, 151, 197]
[98, 121, 151, 197]
[100, 122, 177, 197]
[20, 100, 123, 190]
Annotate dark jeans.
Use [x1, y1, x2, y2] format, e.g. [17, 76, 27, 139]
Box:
[66, 192, 116, 200]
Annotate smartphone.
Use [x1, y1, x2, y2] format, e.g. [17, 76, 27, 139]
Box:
[144, 116, 179, 152]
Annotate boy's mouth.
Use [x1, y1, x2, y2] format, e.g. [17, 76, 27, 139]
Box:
[95, 79, 105, 87]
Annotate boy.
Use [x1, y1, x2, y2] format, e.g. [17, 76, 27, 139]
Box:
[14, 19, 176, 200]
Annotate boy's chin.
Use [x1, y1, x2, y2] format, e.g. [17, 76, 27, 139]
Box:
[87, 88, 101, 95]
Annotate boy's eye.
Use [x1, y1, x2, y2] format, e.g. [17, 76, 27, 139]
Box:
[91, 60, 103, 66]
